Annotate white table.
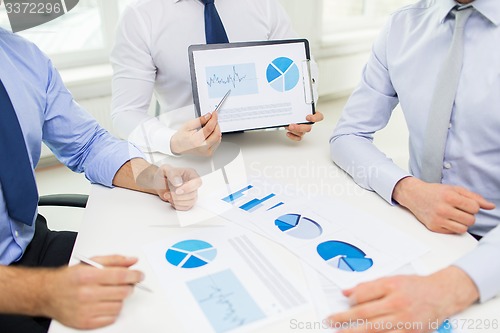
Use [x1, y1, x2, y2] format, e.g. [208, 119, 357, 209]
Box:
[49, 111, 500, 332]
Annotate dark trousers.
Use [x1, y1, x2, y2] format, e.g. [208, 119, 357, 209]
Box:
[0, 215, 77, 333]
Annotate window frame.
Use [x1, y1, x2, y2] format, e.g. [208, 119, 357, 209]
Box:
[0, 0, 123, 69]
[50, 0, 121, 69]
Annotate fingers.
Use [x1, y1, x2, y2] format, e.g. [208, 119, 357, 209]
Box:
[286, 130, 304, 141]
[306, 111, 324, 123]
[442, 220, 469, 234]
[183, 113, 211, 131]
[170, 195, 198, 210]
[284, 111, 323, 142]
[84, 315, 118, 330]
[431, 187, 495, 233]
[94, 286, 134, 301]
[89, 267, 144, 286]
[202, 122, 222, 154]
[173, 178, 202, 196]
[173, 113, 221, 156]
[200, 112, 219, 140]
[446, 208, 475, 227]
[74, 302, 124, 329]
[455, 187, 496, 210]
[186, 114, 221, 155]
[287, 123, 312, 137]
[91, 255, 138, 268]
[330, 301, 393, 327]
[346, 282, 389, 305]
[158, 166, 202, 209]
[169, 180, 200, 210]
[163, 167, 202, 194]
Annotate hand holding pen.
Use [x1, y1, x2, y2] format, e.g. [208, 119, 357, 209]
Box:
[169, 90, 230, 156]
[40, 255, 146, 329]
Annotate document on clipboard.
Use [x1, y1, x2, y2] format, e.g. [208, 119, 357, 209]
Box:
[189, 39, 315, 133]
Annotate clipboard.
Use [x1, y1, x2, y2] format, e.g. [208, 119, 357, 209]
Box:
[188, 39, 315, 133]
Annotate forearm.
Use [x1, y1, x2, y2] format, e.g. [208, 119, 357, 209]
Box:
[112, 158, 160, 195]
[0, 266, 51, 316]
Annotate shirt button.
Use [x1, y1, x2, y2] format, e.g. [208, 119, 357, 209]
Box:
[448, 123, 452, 129]
[15, 230, 19, 238]
[443, 162, 452, 169]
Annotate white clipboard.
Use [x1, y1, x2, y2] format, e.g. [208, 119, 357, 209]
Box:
[189, 39, 315, 133]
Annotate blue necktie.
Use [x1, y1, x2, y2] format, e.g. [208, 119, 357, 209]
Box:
[201, 0, 229, 44]
[0, 79, 38, 226]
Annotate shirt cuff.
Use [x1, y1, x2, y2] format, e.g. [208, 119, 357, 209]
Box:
[368, 162, 411, 205]
[453, 235, 500, 302]
[150, 125, 178, 156]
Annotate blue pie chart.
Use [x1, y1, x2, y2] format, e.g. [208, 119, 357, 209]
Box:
[266, 57, 300, 92]
[317, 240, 373, 272]
[166, 240, 217, 269]
[275, 213, 323, 239]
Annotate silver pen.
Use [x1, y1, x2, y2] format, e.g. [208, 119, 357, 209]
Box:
[75, 254, 153, 293]
[213, 89, 231, 113]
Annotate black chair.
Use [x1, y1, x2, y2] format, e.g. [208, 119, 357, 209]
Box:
[38, 194, 88, 208]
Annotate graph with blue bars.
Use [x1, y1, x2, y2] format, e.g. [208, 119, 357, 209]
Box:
[221, 185, 284, 213]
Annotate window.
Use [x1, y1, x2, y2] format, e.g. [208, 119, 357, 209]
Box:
[17, 1, 103, 54]
[0, 0, 125, 68]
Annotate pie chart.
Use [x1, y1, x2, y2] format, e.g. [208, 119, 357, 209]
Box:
[266, 57, 300, 92]
[317, 240, 373, 272]
[166, 240, 217, 269]
[275, 213, 323, 239]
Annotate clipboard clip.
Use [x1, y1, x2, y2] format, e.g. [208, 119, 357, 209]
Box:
[301, 59, 316, 105]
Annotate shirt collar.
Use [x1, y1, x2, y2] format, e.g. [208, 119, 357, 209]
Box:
[473, 0, 500, 26]
[436, 0, 459, 23]
[436, 0, 500, 26]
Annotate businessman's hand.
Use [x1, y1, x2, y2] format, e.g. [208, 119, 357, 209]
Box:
[170, 112, 222, 156]
[285, 111, 324, 141]
[393, 177, 495, 234]
[326, 266, 479, 333]
[155, 165, 202, 211]
[45, 255, 143, 330]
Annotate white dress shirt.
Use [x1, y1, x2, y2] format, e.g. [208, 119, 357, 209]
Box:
[330, 0, 500, 302]
[111, 0, 304, 155]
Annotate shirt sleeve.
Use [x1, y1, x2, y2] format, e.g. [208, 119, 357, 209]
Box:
[41, 58, 144, 187]
[453, 225, 500, 302]
[110, 5, 177, 156]
[329, 19, 411, 204]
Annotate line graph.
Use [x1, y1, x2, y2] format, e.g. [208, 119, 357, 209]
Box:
[207, 66, 247, 88]
[187, 269, 265, 332]
[205, 63, 259, 98]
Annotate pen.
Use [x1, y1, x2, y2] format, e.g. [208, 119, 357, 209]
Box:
[74, 254, 153, 293]
[213, 89, 231, 113]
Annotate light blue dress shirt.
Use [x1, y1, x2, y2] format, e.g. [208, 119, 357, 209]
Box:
[330, 0, 500, 302]
[0, 28, 143, 265]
